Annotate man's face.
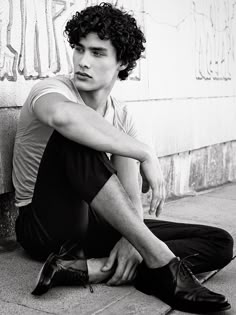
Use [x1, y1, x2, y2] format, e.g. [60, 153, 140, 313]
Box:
[72, 33, 125, 93]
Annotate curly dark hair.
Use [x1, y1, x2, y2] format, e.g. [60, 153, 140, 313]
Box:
[64, 2, 146, 80]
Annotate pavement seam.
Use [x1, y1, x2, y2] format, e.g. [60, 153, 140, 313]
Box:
[202, 195, 236, 201]
[89, 290, 135, 314]
[0, 297, 56, 314]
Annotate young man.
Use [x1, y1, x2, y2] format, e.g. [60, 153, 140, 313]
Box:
[12, 3, 233, 313]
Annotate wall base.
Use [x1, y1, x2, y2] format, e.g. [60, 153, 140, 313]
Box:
[142, 140, 236, 212]
[0, 193, 18, 238]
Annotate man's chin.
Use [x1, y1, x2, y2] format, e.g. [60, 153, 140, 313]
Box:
[73, 80, 92, 92]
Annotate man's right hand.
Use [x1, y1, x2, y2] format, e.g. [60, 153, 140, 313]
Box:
[140, 151, 166, 217]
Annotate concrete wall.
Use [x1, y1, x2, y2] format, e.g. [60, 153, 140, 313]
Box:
[0, 0, 236, 236]
[142, 141, 236, 212]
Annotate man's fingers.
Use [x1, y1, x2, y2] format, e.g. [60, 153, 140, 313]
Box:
[149, 182, 166, 215]
[107, 260, 126, 285]
[109, 261, 136, 285]
[149, 187, 159, 214]
[155, 199, 165, 217]
[127, 264, 137, 282]
[102, 251, 116, 271]
[121, 261, 135, 283]
[161, 183, 167, 200]
[107, 273, 120, 285]
[107, 270, 123, 285]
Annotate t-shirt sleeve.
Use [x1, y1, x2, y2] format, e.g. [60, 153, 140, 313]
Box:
[124, 108, 140, 140]
[124, 106, 155, 149]
[28, 77, 73, 113]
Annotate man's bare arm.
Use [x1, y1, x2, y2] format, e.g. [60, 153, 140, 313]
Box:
[34, 93, 150, 162]
[111, 155, 143, 218]
[101, 156, 142, 285]
[33, 92, 161, 213]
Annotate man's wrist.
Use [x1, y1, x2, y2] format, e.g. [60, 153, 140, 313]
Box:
[139, 145, 154, 163]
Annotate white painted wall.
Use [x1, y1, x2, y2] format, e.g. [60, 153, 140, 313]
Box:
[0, 0, 236, 156]
[112, 0, 236, 156]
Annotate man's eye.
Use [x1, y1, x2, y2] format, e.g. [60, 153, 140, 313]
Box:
[92, 51, 103, 57]
[75, 47, 83, 53]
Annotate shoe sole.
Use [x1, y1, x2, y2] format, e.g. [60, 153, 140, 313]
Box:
[31, 253, 56, 296]
[135, 284, 231, 314]
[172, 301, 231, 314]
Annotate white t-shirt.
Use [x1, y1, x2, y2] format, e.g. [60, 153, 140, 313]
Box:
[12, 75, 140, 207]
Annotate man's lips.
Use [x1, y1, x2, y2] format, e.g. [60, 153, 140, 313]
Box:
[75, 71, 92, 78]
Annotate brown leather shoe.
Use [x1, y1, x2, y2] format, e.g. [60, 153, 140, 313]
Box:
[135, 257, 231, 314]
[32, 243, 93, 296]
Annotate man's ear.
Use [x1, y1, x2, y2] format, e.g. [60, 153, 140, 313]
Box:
[119, 63, 128, 71]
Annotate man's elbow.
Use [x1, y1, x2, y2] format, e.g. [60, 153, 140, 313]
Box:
[50, 104, 70, 129]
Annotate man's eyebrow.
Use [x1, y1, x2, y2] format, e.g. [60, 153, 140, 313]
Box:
[90, 47, 108, 52]
[76, 43, 107, 52]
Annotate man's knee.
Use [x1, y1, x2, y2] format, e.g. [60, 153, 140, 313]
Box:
[213, 227, 234, 268]
[57, 131, 117, 204]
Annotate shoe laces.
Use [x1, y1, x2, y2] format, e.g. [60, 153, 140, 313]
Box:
[61, 266, 94, 293]
[176, 254, 201, 285]
[72, 267, 94, 293]
[57, 241, 94, 293]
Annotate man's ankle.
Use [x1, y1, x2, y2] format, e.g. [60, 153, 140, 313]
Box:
[145, 253, 176, 269]
[87, 258, 114, 283]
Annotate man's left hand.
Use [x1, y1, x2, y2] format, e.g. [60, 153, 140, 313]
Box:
[102, 238, 142, 286]
[140, 159, 166, 217]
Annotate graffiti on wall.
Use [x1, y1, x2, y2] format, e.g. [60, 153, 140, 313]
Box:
[193, 0, 236, 81]
[0, 0, 145, 81]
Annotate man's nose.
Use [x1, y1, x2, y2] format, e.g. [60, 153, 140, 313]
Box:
[79, 51, 90, 69]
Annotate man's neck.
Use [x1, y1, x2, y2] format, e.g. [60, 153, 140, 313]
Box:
[79, 89, 110, 116]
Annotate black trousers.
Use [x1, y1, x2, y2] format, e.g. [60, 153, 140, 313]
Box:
[16, 131, 234, 274]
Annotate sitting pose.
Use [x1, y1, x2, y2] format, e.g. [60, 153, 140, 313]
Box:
[12, 3, 233, 313]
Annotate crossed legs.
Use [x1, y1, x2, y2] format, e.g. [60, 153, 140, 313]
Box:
[16, 130, 234, 311]
[89, 174, 233, 281]
[16, 130, 233, 275]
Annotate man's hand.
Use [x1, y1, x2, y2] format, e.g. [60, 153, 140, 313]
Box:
[140, 152, 166, 217]
[102, 238, 142, 286]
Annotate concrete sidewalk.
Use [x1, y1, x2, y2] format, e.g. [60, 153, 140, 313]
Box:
[0, 183, 235, 315]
